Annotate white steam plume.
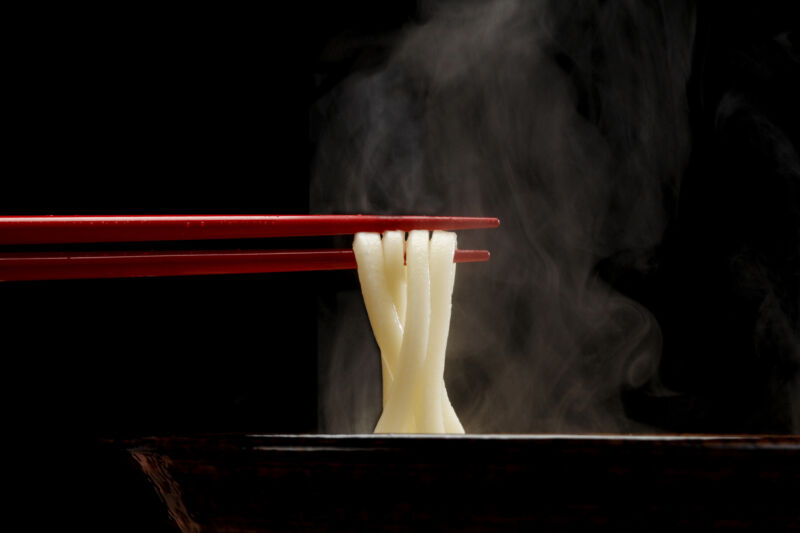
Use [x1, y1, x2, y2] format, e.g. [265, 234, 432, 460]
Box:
[313, 0, 696, 433]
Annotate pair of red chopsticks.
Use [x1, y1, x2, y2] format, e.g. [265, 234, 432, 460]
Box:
[0, 215, 499, 281]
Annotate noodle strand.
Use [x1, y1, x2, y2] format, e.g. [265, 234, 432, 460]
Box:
[355, 230, 464, 434]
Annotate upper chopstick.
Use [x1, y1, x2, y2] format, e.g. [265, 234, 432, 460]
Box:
[0, 215, 500, 245]
[0, 248, 490, 281]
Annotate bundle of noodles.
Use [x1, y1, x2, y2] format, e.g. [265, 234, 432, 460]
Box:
[353, 230, 464, 434]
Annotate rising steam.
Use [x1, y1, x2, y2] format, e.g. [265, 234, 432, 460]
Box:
[313, 0, 697, 433]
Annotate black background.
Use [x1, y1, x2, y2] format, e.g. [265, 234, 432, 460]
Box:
[4, 1, 797, 530]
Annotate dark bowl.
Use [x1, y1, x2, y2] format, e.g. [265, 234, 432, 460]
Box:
[121, 433, 800, 531]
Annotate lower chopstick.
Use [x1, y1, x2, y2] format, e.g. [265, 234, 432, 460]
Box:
[0, 249, 490, 281]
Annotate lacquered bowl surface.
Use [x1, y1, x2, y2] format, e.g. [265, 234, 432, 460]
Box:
[120, 434, 800, 531]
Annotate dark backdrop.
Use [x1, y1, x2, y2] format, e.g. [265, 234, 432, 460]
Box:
[4, 1, 797, 530]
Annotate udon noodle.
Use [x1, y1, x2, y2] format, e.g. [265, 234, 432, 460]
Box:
[353, 230, 464, 434]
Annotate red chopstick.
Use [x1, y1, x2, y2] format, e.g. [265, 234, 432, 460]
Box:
[0, 215, 500, 245]
[0, 249, 491, 281]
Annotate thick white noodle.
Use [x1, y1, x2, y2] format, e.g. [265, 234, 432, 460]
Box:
[417, 231, 456, 433]
[355, 230, 464, 434]
[382, 231, 407, 330]
[353, 233, 403, 406]
[374, 230, 431, 433]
